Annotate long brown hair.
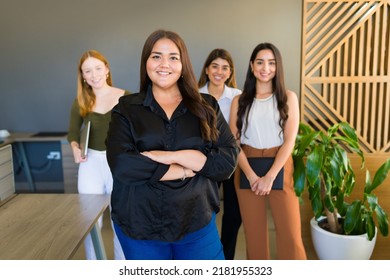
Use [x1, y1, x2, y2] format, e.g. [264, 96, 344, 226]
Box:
[140, 29, 218, 142]
[198, 48, 237, 88]
[77, 50, 112, 117]
[236, 42, 289, 139]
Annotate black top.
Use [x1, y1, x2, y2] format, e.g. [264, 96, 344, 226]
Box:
[106, 86, 239, 242]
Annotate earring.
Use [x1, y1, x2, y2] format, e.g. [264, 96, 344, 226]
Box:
[83, 79, 86, 83]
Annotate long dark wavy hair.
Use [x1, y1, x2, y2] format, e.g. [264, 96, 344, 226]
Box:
[236, 42, 289, 140]
[140, 29, 218, 142]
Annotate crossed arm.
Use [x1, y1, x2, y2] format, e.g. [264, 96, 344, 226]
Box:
[141, 149, 206, 181]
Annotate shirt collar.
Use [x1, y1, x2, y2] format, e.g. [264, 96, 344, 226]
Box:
[143, 84, 187, 121]
[202, 82, 231, 100]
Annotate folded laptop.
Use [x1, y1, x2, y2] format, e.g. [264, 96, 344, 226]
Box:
[80, 121, 91, 158]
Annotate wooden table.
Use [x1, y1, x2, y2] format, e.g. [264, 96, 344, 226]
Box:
[0, 193, 110, 260]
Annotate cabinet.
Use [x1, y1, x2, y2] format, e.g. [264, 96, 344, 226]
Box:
[61, 142, 78, 193]
[0, 144, 15, 201]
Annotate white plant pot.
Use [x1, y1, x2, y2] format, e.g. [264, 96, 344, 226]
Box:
[310, 217, 377, 260]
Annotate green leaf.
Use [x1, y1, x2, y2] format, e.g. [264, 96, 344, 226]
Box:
[293, 157, 306, 196]
[365, 169, 372, 194]
[335, 146, 349, 172]
[365, 214, 376, 241]
[327, 123, 340, 137]
[323, 193, 335, 213]
[306, 145, 323, 186]
[298, 123, 313, 135]
[375, 204, 389, 237]
[365, 158, 390, 193]
[294, 124, 317, 157]
[366, 194, 378, 211]
[344, 200, 362, 234]
[335, 186, 346, 212]
[297, 131, 319, 157]
[328, 152, 343, 187]
[334, 121, 365, 165]
[334, 135, 359, 150]
[309, 182, 323, 218]
[338, 200, 348, 217]
[339, 121, 358, 143]
[343, 165, 356, 196]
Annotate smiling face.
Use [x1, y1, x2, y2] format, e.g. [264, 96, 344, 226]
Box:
[81, 57, 110, 89]
[81, 57, 109, 89]
[250, 49, 276, 84]
[205, 57, 231, 87]
[146, 38, 182, 92]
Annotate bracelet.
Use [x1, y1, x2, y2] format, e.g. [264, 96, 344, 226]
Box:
[181, 167, 186, 181]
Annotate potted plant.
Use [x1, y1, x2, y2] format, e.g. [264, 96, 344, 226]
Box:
[292, 121, 390, 259]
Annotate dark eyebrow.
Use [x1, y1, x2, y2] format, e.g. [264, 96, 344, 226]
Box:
[151, 51, 180, 56]
[211, 62, 229, 67]
[255, 58, 276, 62]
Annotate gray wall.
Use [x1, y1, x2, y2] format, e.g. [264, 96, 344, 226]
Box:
[0, 0, 302, 132]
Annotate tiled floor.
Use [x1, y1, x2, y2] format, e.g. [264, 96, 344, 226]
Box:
[72, 201, 277, 260]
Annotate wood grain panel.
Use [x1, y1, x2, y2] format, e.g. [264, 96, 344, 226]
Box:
[301, 0, 390, 154]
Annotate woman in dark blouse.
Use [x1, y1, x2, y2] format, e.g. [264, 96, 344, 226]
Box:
[106, 29, 239, 260]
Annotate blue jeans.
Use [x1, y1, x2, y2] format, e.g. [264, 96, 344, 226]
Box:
[114, 213, 225, 260]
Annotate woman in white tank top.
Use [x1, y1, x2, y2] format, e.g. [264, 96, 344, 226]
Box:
[229, 42, 307, 260]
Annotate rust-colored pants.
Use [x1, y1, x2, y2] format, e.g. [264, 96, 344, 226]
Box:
[234, 145, 307, 260]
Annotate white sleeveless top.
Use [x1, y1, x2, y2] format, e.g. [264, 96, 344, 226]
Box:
[240, 94, 284, 149]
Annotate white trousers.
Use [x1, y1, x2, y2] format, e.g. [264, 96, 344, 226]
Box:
[78, 149, 125, 260]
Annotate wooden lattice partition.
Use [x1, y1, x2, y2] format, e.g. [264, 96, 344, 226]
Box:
[301, 0, 390, 154]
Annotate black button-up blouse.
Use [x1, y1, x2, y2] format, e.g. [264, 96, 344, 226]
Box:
[106, 87, 239, 242]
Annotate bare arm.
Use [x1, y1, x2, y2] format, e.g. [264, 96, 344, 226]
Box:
[229, 96, 259, 187]
[140, 149, 206, 171]
[267, 90, 299, 178]
[140, 149, 205, 181]
[70, 140, 87, 163]
[158, 163, 195, 181]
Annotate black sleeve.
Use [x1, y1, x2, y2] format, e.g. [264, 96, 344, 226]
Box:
[106, 100, 169, 186]
[196, 94, 240, 182]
